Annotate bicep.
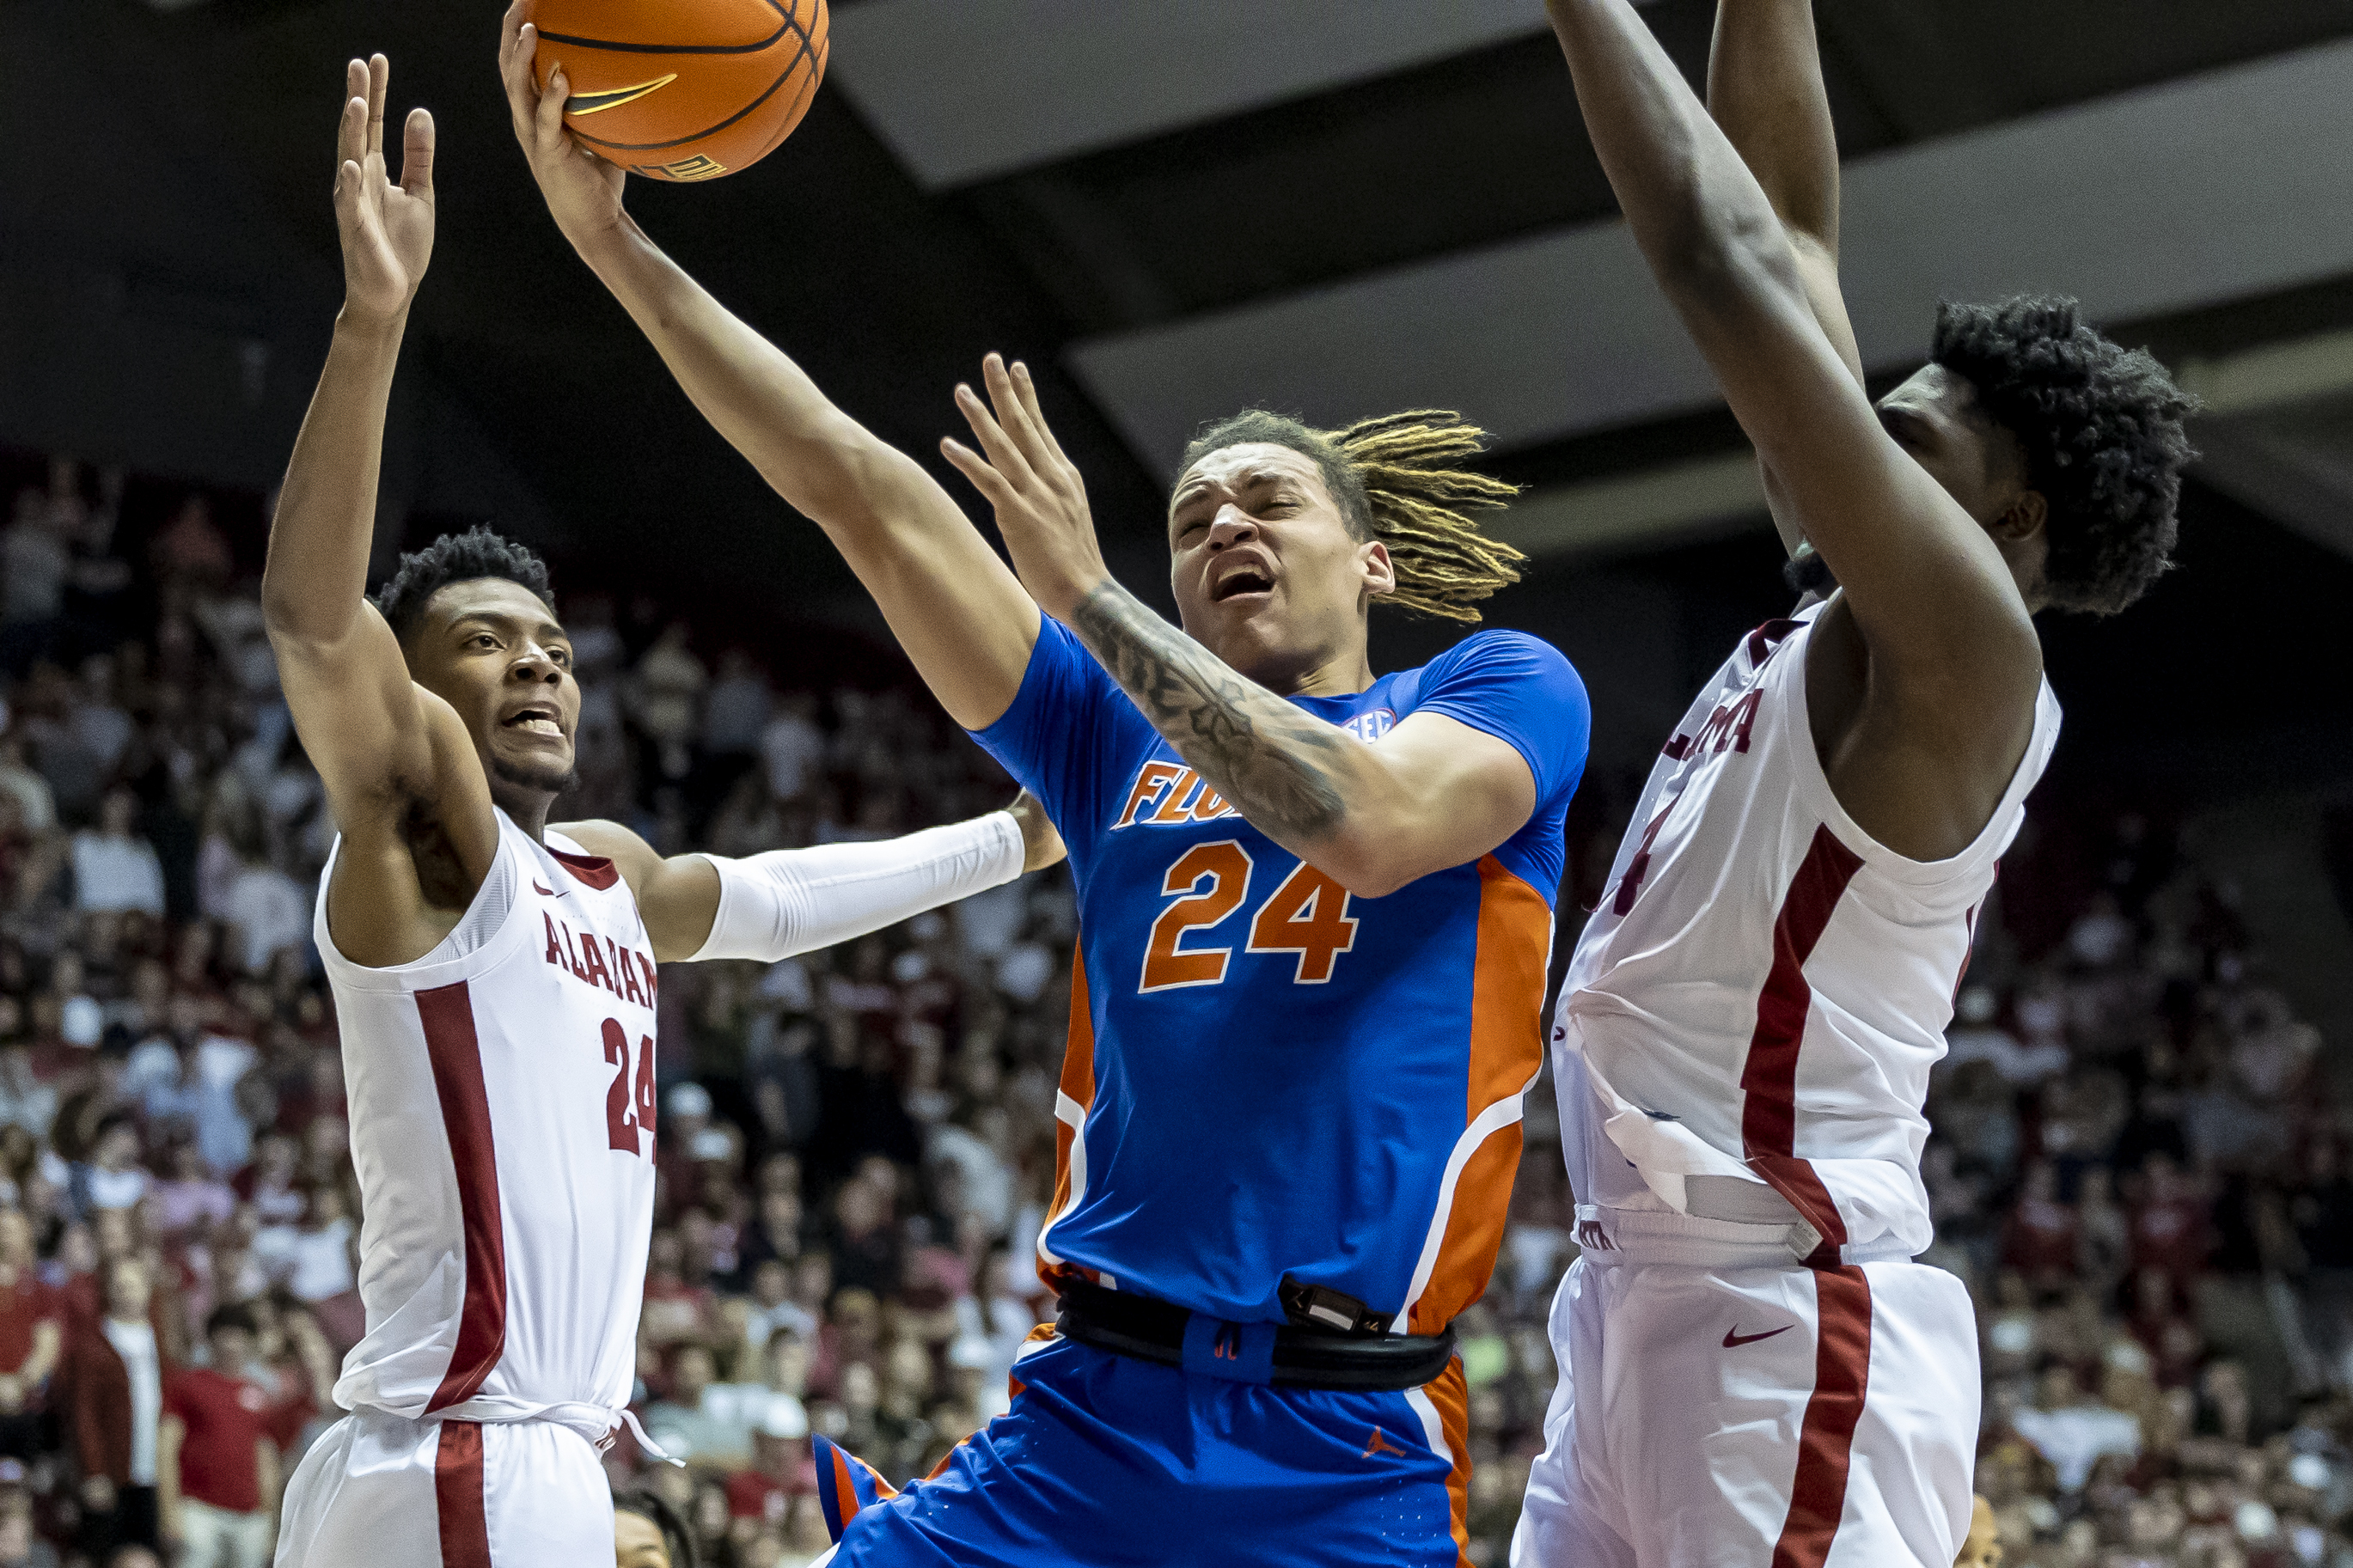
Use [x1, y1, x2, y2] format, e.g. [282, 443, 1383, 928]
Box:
[272, 601, 437, 820]
[1757, 238, 1870, 559]
[555, 820, 719, 961]
[1370, 714, 1539, 872]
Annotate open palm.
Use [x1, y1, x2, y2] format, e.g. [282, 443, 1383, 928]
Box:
[334, 54, 436, 322]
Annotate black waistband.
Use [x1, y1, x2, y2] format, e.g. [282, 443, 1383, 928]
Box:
[1054, 1280, 1455, 1393]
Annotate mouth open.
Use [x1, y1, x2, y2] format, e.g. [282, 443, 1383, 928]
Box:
[502, 707, 564, 738]
[1211, 568, 1274, 603]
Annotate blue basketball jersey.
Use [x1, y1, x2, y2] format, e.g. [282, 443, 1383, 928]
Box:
[974, 619, 1588, 1331]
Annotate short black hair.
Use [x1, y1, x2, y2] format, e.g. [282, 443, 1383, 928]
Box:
[613, 1489, 695, 1568]
[205, 1302, 259, 1339]
[373, 526, 555, 644]
[1929, 296, 2198, 615]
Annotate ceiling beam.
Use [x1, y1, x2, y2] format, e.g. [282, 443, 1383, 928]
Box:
[1495, 453, 1766, 559]
[1495, 323, 2353, 563]
[1066, 40, 2353, 480]
[828, 0, 1554, 190]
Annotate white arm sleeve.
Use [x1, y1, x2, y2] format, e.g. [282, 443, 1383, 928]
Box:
[687, 812, 1026, 962]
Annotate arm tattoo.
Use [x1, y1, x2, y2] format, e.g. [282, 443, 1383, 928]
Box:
[1069, 581, 1352, 841]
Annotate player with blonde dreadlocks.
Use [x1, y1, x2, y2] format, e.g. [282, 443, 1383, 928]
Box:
[519, 41, 1586, 1534]
[797, 355, 1589, 1566]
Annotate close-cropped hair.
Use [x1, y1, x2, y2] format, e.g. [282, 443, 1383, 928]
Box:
[1178, 409, 1526, 623]
[1930, 296, 2199, 615]
[372, 525, 556, 644]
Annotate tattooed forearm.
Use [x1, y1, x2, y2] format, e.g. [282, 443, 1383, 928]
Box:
[1069, 581, 1354, 842]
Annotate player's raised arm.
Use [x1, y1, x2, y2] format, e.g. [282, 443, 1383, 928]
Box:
[1543, 0, 2041, 840]
[494, 3, 1036, 731]
[1705, 0, 1861, 563]
[262, 57, 500, 965]
[1706, 0, 1861, 390]
[556, 792, 1063, 964]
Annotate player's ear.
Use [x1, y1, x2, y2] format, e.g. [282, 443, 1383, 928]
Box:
[1360, 539, 1396, 599]
[1990, 489, 2047, 545]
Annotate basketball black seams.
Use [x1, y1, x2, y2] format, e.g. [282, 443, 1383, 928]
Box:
[569, 28, 820, 154]
[535, 0, 818, 57]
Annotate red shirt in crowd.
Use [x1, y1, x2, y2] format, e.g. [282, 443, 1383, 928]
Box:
[162, 1367, 272, 1513]
[725, 1458, 816, 1522]
[2002, 1195, 2080, 1278]
[2130, 1196, 2210, 1280]
[0, 1272, 57, 1376]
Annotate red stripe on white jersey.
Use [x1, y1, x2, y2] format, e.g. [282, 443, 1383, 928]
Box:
[1739, 823, 1864, 1266]
[1769, 1266, 1874, 1568]
[432, 1419, 492, 1567]
[417, 982, 508, 1412]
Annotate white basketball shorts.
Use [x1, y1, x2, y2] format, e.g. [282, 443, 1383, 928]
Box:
[1513, 1250, 1979, 1568]
[274, 1409, 612, 1568]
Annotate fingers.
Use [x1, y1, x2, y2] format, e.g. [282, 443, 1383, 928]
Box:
[332, 157, 362, 229]
[954, 377, 1036, 493]
[498, 9, 540, 138]
[1006, 361, 1074, 473]
[339, 60, 368, 168]
[982, 355, 1072, 494]
[537, 58, 571, 151]
[940, 439, 1014, 508]
[366, 53, 389, 161]
[400, 107, 436, 198]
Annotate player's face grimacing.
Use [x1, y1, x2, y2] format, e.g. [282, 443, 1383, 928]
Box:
[405, 577, 582, 801]
[1873, 364, 2052, 609]
[1166, 442, 1393, 683]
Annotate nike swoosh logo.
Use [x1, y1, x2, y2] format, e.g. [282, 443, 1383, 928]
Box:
[534, 881, 564, 898]
[1723, 1325, 1795, 1348]
[565, 74, 679, 117]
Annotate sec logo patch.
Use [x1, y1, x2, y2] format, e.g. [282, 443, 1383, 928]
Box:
[1342, 708, 1397, 742]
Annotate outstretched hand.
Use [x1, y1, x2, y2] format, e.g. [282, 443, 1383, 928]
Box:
[499, 0, 627, 245]
[333, 55, 435, 325]
[943, 356, 1110, 622]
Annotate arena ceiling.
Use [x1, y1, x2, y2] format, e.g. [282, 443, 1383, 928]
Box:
[6, 0, 2353, 780]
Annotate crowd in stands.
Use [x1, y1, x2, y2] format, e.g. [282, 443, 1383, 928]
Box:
[1, 447, 2350, 1568]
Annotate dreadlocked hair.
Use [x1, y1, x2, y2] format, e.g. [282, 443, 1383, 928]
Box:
[1930, 296, 2199, 615]
[372, 525, 555, 643]
[1177, 409, 1525, 623]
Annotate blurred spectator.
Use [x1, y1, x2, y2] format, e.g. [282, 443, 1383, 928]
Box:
[158, 1304, 277, 1568]
[65, 1258, 164, 1560]
[704, 651, 771, 760]
[760, 693, 824, 804]
[69, 792, 162, 918]
[2008, 1365, 2141, 1493]
[0, 1213, 58, 1462]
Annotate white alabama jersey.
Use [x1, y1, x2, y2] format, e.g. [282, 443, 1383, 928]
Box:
[315, 808, 659, 1430]
[1554, 602, 2060, 1264]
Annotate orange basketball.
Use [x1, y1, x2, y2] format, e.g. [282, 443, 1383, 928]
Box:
[529, 0, 828, 184]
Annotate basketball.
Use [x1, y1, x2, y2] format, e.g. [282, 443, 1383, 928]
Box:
[529, 0, 828, 183]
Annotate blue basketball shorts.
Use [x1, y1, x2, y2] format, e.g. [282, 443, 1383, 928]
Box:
[816, 1330, 1470, 1567]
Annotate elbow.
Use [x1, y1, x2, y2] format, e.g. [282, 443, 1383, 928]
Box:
[1649, 201, 1803, 309]
[767, 418, 920, 532]
[1308, 830, 1418, 902]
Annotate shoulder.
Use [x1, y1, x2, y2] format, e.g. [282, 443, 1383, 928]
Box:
[1411, 629, 1589, 734]
[1426, 628, 1583, 687]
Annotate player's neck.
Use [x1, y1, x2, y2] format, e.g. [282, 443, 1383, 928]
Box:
[488, 784, 557, 841]
[1235, 643, 1378, 699]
